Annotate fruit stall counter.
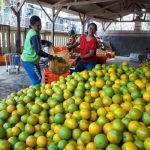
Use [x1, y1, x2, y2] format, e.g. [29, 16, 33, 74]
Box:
[0, 62, 149, 150]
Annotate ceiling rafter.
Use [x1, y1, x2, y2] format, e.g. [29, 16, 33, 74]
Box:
[52, 0, 118, 8]
[86, 1, 121, 16]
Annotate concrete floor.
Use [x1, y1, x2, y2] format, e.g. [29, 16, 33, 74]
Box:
[0, 66, 31, 99]
[0, 56, 140, 99]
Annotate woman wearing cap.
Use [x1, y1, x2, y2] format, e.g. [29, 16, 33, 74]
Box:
[68, 23, 99, 72]
[21, 15, 53, 85]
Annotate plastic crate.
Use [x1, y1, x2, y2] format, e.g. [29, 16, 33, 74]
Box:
[43, 68, 70, 83]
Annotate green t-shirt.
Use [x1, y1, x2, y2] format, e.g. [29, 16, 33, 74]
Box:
[21, 29, 40, 63]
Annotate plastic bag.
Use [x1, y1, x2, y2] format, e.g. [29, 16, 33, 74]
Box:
[49, 46, 73, 74]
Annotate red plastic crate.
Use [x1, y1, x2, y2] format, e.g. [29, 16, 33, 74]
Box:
[43, 68, 70, 83]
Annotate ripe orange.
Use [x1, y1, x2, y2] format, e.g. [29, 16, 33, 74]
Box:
[102, 96, 112, 106]
[65, 118, 78, 129]
[112, 94, 123, 104]
[26, 135, 37, 147]
[114, 107, 126, 119]
[107, 129, 123, 144]
[80, 131, 91, 144]
[128, 108, 142, 121]
[80, 102, 91, 110]
[135, 79, 145, 89]
[128, 121, 140, 133]
[0, 140, 11, 150]
[112, 119, 125, 132]
[86, 142, 97, 150]
[37, 136, 47, 147]
[136, 126, 150, 141]
[143, 91, 150, 102]
[89, 122, 102, 135]
[80, 109, 91, 120]
[122, 142, 138, 150]
[103, 122, 113, 134]
[79, 120, 89, 131]
[144, 137, 150, 150]
[95, 79, 105, 89]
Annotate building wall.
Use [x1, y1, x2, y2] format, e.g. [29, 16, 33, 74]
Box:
[103, 31, 150, 56]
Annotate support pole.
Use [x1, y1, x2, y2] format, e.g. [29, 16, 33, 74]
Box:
[16, 11, 21, 53]
[51, 7, 55, 44]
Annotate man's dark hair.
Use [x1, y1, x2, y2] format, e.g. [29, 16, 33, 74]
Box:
[30, 15, 41, 26]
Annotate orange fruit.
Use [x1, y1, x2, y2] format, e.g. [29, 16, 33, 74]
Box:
[79, 120, 89, 131]
[142, 111, 150, 126]
[37, 136, 47, 147]
[94, 133, 108, 149]
[121, 102, 132, 111]
[6, 105, 16, 113]
[90, 111, 97, 121]
[128, 108, 142, 121]
[123, 93, 132, 102]
[112, 94, 123, 104]
[112, 119, 125, 132]
[89, 122, 102, 135]
[86, 142, 96, 150]
[57, 140, 67, 149]
[65, 143, 76, 150]
[114, 107, 126, 119]
[144, 137, 150, 150]
[59, 127, 72, 140]
[80, 109, 91, 120]
[80, 102, 91, 110]
[0, 140, 11, 150]
[122, 142, 138, 150]
[128, 121, 140, 133]
[72, 128, 82, 140]
[95, 79, 105, 89]
[106, 144, 120, 150]
[53, 133, 60, 143]
[107, 129, 123, 144]
[106, 111, 114, 121]
[143, 91, 150, 102]
[97, 107, 107, 116]
[103, 123, 113, 134]
[14, 141, 26, 150]
[26, 135, 37, 147]
[136, 126, 150, 141]
[80, 131, 91, 144]
[65, 118, 78, 129]
[104, 87, 114, 97]
[123, 132, 134, 142]
[135, 79, 145, 89]
[102, 96, 112, 106]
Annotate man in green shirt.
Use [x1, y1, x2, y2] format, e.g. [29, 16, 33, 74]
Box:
[21, 15, 53, 85]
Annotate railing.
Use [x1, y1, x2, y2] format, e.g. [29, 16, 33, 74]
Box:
[0, 25, 69, 54]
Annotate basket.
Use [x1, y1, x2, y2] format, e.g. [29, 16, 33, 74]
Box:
[43, 68, 70, 83]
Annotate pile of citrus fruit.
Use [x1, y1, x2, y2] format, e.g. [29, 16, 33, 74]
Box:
[0, 62, 150, 150]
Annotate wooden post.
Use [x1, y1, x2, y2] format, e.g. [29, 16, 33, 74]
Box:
[16, 10, 21, 53]
[51, 7, 55, 44]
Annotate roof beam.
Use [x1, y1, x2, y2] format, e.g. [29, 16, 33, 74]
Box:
[52, 0, 118, 8]
[86, 1, 121, 16]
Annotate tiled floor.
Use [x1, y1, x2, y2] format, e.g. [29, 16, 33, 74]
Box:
[0, 56, 140, 99]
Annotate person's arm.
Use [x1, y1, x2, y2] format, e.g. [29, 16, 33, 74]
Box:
[80, 50, 96, 59]
[31, 35, 53, 59]
[68, 42, 80, 51]
[41, 40, 52, 46]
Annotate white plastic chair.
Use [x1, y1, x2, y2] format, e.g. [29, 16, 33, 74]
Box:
[4, 53, 20, 74]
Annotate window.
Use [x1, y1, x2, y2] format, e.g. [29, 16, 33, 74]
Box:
[141, 13, 150, 30]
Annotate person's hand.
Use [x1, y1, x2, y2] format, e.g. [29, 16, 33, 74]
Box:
[48, 55, 54, 61]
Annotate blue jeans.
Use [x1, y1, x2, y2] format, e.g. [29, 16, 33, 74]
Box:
[21, 60, 42, 85]
[75, 60, 97, 72]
